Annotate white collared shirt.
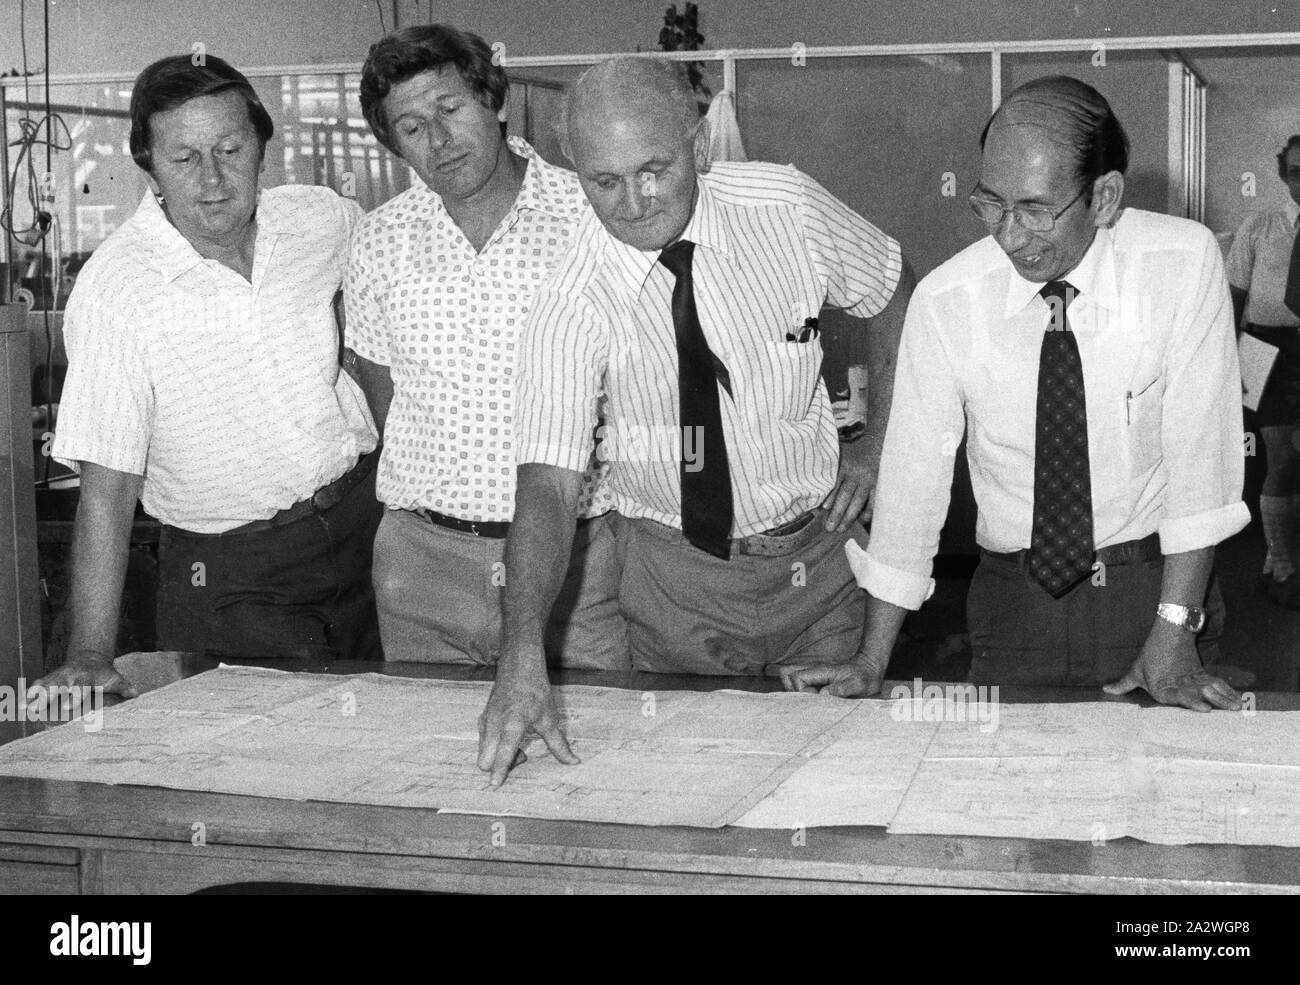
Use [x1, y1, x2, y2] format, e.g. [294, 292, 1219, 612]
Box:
[53, 185, 376, 533]
[859, 208, 1250, 610]
[1226, 198, 1300, 327]
[514, 161, 902, 538]
[345, 137, 609, 521]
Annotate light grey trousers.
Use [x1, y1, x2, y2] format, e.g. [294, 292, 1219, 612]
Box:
[372, 509, 629, 669]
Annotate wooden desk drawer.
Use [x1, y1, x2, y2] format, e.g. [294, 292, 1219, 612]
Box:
[0, 842, 81, 894]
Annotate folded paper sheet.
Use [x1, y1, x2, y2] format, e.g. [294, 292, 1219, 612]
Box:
[0, 667, 1296, 845]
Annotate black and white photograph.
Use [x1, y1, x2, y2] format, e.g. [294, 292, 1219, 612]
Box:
[0, 0, 1296, 934]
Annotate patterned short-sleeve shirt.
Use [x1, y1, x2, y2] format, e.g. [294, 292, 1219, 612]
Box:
[346, 137, 609, 520]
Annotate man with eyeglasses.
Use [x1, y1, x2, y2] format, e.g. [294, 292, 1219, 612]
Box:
[783, 76, 1249, 711]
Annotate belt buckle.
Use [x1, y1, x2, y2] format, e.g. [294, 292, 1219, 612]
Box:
[739, 511, 818, 557]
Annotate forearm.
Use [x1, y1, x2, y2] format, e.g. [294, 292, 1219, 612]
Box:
[1228, 285, 1247, 331]
[351, 354, 393, 438]
[860, 259, 916, 453]
[1158, 546, 1215, 610]
[499, 464, 583, 664]
[858, 590, 909, 662]
[65, 464, 143, 666]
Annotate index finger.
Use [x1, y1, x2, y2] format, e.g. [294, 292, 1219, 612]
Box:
[1201, 681, 1243, 711]
[488, 720, 527, 787]
[822, 480, 857, 531]
[833, 484, 870, 533]
[535, 718, 580, 765]
[1154, 683, 1213, 712]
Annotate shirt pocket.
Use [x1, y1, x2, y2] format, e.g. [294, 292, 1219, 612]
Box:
[1124, 351, 1165, 479]
[763, 339, 823, 421]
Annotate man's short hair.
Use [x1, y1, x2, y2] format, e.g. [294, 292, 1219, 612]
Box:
[360, 24, 509, 153]
[129, 55, 274, 173]
[980, 75, 1129, 199]
[1277, 135, 1300, 178]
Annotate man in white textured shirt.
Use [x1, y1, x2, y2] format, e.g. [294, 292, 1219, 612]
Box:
[785, 76, 1248, 711]
[346, 25, 625, 667]
[477, 56, 914, 784]
[33, 55, 381, 702]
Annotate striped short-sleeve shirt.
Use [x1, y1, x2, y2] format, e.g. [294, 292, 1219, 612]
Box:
[515, 161, 902, 538]
[53, 185, 377, 533]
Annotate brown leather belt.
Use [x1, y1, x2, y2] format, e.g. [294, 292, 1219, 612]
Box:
[981, 531, 1161, 567]
[202, 450, 379, 538]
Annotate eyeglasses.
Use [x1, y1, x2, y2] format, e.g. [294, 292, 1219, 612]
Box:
[967, 186, 1088, 233]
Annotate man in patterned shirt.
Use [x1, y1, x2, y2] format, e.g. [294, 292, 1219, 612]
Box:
[347, 25, 626, 667]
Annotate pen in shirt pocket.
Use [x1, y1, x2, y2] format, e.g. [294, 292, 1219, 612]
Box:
[786, 317, 820, 343]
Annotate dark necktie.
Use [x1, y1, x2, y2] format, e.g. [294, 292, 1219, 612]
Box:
[658, 239, 734, 560]
[1284, 219, 1300, 318]
[1026, 280, 1094, 598]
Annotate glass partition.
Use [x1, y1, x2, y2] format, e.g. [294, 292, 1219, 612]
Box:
[2, 70, 576, 306]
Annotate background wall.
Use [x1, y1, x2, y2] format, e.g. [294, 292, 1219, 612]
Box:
[2, 0, 1298, 78]
[1200, 46, 1300, 238]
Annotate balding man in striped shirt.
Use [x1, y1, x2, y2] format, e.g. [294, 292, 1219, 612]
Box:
[478, 56, 914, 784]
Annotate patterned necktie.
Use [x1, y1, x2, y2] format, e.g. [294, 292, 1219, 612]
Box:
[659, 239, 734, 560]
[1284, 219, 1300, 318]
[1026, 280, 1094, 598]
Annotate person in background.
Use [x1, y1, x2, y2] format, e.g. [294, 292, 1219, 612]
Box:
[1227, 135, 1300, 609]
[477, 56, 914, 785]
[33, 53, 381, 707]
[347, 25, 626, 668]
[785, 76, 1247, 711]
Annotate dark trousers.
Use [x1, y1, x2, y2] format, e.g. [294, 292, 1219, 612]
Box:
[156, 463, 383, 661]
[966, 548, 1225, 687]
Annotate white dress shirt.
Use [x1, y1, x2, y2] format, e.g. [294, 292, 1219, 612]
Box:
[859, 208, 1250, 609]
[514, 161, 902, 538]
[345, 137, 609, 521]
[54, 185, 376, 533]
[1226, 199, 1300, 327]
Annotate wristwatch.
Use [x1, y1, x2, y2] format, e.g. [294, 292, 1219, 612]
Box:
[1156, 603, 1207, 633]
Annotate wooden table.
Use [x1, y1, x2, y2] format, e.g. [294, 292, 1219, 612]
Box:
[1, 659, 1297, 895]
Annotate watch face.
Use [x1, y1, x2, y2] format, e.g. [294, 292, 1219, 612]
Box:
[1160, 604, 1206, 632]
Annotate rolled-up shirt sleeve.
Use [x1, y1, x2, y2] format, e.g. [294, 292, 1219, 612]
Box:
[798, 170, 902, 319]
[855, 287, 963, 608]
[1157, 229, 1251, 553]
[52, 279, 152, 475]
[515, 285, 608, 474]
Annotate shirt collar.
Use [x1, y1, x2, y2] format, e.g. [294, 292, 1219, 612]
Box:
[605, 171, 733, 298]
[134, 187, 288, 283]
[1002, 220, 1119, 319]
[507, 136, 583, 222]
